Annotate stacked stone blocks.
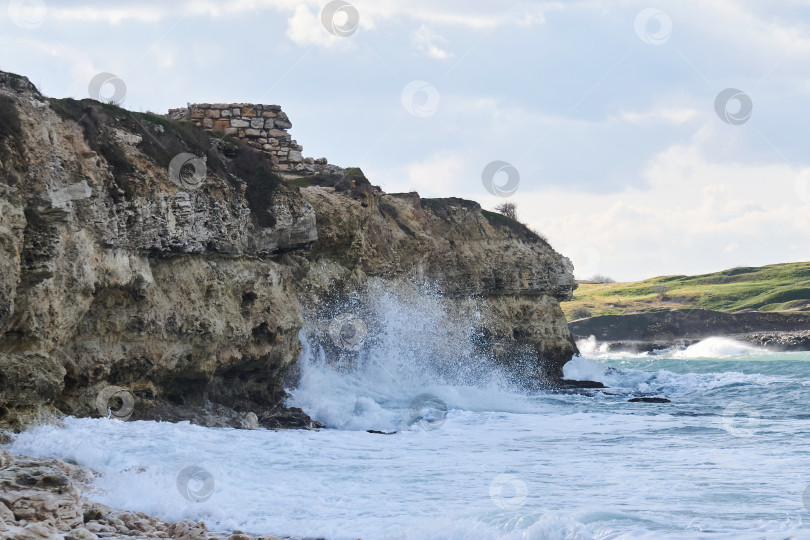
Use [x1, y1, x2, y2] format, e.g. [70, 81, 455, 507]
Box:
[166, 103, 332, 174]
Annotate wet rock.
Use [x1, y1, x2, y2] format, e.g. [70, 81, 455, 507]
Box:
[570, 310, 810, 352]
[0, 448, 12, 468]
[628, 397, 671, 403]
[559, 379, 606, 389]
[1, 522, 62, 539]
[0, 457, 83, 530]
[64, 527, 98, 540]
[166, 519, 208, 540]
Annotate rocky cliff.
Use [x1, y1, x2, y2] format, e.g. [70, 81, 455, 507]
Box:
[570, 309, 810, 352]
[0, 71, 576, 431]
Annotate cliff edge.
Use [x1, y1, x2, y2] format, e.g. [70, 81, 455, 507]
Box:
[0, 71, 576, 431]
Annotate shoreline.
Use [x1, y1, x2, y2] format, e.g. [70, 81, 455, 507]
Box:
[569, 309, 810, 353]
[0, 448, 295, 540]
[585, 330, 810, 354]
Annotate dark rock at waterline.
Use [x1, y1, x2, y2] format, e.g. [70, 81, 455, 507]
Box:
[570, 309, 810, 342]
[742, 330, 810, 351]
[602, 340, 699, 353]
[367, 430, 397, 435]
[559, 379, 606, 389]
[628, 397, 671, 403]
[570, 309, 810, 353]
[131, 403, 321, 430]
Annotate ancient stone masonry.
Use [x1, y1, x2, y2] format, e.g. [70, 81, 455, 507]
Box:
[166, 103, 340, 176]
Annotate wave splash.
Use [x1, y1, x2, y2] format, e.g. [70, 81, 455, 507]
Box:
[287, 279, 531, 431]
[673, 336, 760, 359]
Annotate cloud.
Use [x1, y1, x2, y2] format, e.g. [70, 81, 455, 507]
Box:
[619, 108, 701, 125]
[50, 5, 167, 24]
[43, 0, 548, 33]
[285, 4, 340, 48]
[510, 144, 810, 280]
[405, 152, 466, 193]
[412, 25, 453, 60]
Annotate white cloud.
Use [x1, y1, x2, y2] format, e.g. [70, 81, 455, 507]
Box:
[285, 4, 341, 48]
[511, 145, 810, 280]
[405, 152, 466, 193]
[44, 0, 548, 32]
[412, 25, 454, 60]
[50, 6, 166, 24]
[620, 107, 701, 125]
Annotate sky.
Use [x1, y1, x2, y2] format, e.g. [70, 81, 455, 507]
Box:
[2, 0, 810, 281]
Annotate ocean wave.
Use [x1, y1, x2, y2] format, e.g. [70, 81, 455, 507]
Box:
[563, 355, 780, 397]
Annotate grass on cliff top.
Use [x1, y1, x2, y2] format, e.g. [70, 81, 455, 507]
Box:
[285, 177, 317, 187]
[48, 97, 284, 224]
[562, 261, 810, 320]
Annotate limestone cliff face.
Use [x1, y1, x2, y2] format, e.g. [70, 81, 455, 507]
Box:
[0, 74, 315, 430]
[0, 72, 576, 431]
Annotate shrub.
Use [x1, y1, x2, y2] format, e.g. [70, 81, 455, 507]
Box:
[0, 95, 23, 156]
[230, 146, 282, 228]
[589, 274, 616, 283]
[495, 202, 518, 220]
[570, 307, 592, 320]
[652, 285, 669, 300]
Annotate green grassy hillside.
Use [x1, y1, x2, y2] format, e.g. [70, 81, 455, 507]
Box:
[562, 262, 810, 320]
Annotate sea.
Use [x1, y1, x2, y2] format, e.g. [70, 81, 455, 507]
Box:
[9, 287, 810, 539]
